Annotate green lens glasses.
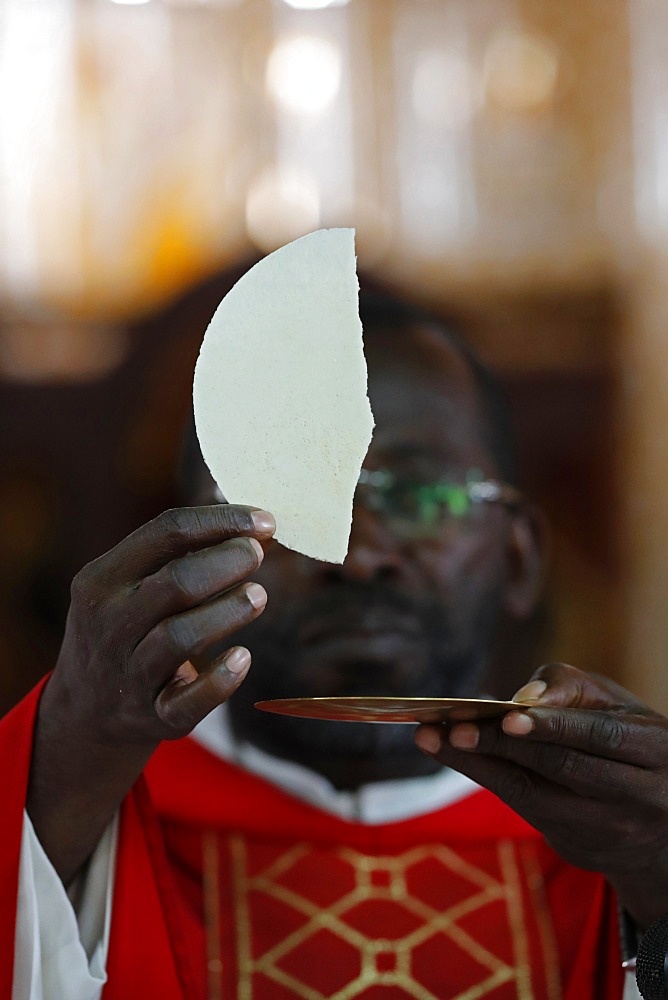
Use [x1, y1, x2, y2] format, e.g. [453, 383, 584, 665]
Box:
[356, 468, 521, 538]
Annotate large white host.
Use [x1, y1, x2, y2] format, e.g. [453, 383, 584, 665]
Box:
[193, 228, 374, 563]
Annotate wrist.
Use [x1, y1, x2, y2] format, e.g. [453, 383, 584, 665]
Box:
[610, 868, 668, 932]
[27, 675, 158, 885]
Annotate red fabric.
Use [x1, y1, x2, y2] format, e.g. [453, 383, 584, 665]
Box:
[139, 738, 624, 1000]
[0, 680, 189, 1000]
[1, 687, 625, 999]
[0, 677, 48, 999]
[147, 735, 554, 845]
[102, 779, 193, 1000]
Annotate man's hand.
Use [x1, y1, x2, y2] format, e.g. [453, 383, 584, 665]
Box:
[28, 504, 275, 883]
[415, 663, 668, 929]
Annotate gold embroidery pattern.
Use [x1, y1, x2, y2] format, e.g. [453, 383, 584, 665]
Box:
[498, 840, 531, 998]
[229, 836, 543, 1000]
[203, 830, 224, 1000]
[520, 844, 562, 1000]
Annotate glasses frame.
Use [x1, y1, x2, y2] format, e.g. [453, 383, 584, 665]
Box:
[211, 470, 523, 533]
[355, 467, 523, 533]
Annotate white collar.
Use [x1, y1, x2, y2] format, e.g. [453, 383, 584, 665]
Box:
[190, 705, 478, 825]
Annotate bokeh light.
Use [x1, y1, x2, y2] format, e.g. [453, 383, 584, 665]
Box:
[266, 35, 342, 116]
[245, 165, 320, 250]
[483, 30, 560, 113]
[412, 49, 480, 128]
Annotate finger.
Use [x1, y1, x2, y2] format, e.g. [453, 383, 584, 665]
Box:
[512, 663, 650, 715]
[415, 725, 578, 825]
[130, 536, 264, 633]
[415, 731, 635, 870]
[155, 646, 251, 736]
[88, 505, 276, 586]
[512, 663, 591, 708]
[501, 706, 668, 769]
[434, 714, 644, 799]
[133, 581, 267, 686]
[430, 705, 665, 799]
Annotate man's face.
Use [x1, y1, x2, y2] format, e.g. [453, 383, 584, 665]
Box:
[195, 322, 522, 785]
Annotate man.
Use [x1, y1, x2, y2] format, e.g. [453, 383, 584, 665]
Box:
[2, 290, 667, 999]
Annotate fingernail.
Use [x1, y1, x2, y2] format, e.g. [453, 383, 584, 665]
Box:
[174, 660, 198, 684]
[415, 728, 442, 755]
[251, 510, 276, 534]
[449, 724, 479, 749]
[248, 537, 264, 564]
[512, 679, 547, 703]
[225, 646, 251, 675]
[245, 582, 267, 609]
[503, 711, 534, 736]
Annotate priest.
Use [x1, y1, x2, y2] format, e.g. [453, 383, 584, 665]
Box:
[3, 291, 666, 999]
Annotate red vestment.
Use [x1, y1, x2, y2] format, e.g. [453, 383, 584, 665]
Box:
[1, 682, 624, 1000]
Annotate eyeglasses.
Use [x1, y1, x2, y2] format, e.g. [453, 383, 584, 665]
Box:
[355, 467, 522, 539]
[211, 468, 521, 540]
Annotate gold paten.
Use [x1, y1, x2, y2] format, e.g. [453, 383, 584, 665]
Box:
[254, 696, 523, 724]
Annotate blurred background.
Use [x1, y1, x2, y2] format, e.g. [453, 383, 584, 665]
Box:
[1, 0, 666, 713]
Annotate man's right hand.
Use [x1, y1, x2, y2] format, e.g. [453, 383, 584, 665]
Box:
[27, 504, 275, 884]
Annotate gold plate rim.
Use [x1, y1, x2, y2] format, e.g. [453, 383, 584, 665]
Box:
[254, 696, 521, 724]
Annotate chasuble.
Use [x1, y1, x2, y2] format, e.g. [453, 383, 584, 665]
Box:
[1, 682, 624, 1000]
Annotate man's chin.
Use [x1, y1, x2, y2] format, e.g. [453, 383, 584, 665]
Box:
[240, 711, 435, 788]
[228, 632, 484, 782]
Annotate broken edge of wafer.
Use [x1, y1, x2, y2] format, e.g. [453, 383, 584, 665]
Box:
[193, 228, 374, 563]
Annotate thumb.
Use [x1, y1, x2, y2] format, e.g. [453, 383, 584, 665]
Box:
[513, 662, 649, 713]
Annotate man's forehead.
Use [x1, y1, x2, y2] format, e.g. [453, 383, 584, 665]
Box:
[363, 321, 493, 468]
[365, 322, 481, 416]
[366, 318, 474, 375]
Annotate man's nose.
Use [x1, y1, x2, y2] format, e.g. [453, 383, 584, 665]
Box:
[334, 504, 403, 582]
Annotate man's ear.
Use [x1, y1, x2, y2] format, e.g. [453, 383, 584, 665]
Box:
[502, 503, 550, 620]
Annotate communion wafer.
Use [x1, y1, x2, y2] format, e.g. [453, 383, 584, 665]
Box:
[193, 228, 374, 563]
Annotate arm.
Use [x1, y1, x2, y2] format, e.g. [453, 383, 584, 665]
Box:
[27, 504, 275, 886]
[414, 663, 668, 931]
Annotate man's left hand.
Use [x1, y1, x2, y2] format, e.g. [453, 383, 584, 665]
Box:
[415, 663, 668, 929]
